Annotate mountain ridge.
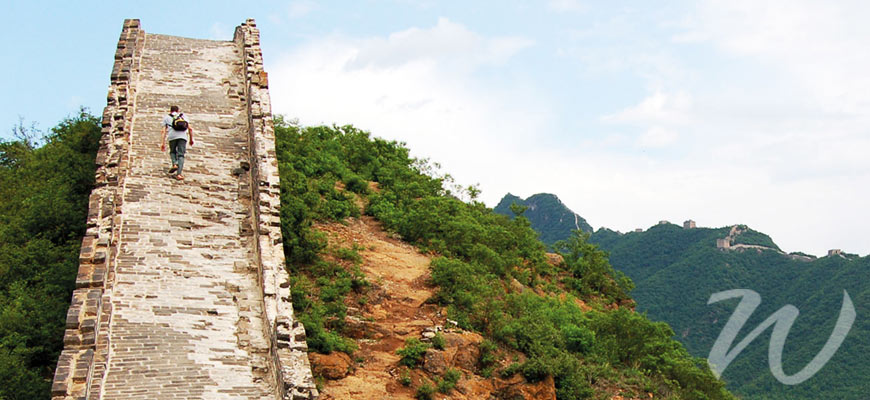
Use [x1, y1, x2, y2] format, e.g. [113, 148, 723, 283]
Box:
[494, 193, 593, 246]
[496, 191, 868, 399]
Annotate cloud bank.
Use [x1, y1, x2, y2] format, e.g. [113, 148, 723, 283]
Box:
[268, 5, 870, 256]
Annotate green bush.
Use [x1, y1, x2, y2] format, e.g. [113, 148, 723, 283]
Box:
[562, 324, 595, 354]
[431, 332, 446, 350]
[554, 231, 633, 303]
[521, 356, 552, 382]
[334, 246, 363, 265]
[555, 370, 594, 400]
[585, 308, 730, 398]
[477, 339, 498, 371]
[397, 338, 430, 367]
[294, 303, 356, 354]
[344, 175, 369, 194]
[438, 368, 461, 393]
[500, 362, 522, 378]
[399, 368, 412, 386]
[287, 259, 364, 354]
[415, 382, 435, 400]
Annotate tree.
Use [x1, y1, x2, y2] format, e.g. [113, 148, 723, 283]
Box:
[0, 110, 101, 399]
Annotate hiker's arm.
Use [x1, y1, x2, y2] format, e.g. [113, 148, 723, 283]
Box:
[188, 127, 195, 146]
[160, 125, 167, 151]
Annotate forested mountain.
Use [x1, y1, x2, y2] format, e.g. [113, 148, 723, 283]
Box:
[0, 112, 102, 399]
[505, 193, 869, 399]
[494, 193, 592, 246]
[591, 224, 868, 399]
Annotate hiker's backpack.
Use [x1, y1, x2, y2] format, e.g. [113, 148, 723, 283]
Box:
[171, 113, 189, 131]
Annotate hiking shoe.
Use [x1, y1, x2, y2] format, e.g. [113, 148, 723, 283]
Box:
[168, 165, 178, 173]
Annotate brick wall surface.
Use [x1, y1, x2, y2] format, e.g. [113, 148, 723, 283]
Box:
[51, 19, 317, 400]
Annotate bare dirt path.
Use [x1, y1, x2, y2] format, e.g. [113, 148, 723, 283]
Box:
[310, 216, 559, 400]
[313, 216, 440, 399]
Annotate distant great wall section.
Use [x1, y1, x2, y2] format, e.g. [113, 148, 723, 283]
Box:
[51, 19, 317, 399]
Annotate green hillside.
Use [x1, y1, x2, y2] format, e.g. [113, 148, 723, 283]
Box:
[590, 225, 868, 399]
[494, 193, 593, 246]
[273, 120, 735, 399]
[496, 192, 867, 399]
[0, 112, 102, 399]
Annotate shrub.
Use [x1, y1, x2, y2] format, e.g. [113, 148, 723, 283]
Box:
[344, 175, 369, 194]
[0, 111, 102, 400]
[500, 362, 522, 378]
[431, 332, 446, 350]
[399, 368, 412, 386]
[562, 324, 595, 354]
[556, 371, 594, 400]
[288, 259, 364, 355]
[397, 338, 430, 367]
[437, 368, 461, 393]
[335, 246, 363, 265]
[415, 382, 435, 400]
[521, 356, 552, 382]
[296, 308, 356, 354]
[478, 339, 498, 371]
[554, 231, 634, 303]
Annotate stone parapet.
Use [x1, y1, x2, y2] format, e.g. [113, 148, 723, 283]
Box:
[52, 18, 144, 400]
[52, 19, 316, 400]
[234, 19, 318, 400]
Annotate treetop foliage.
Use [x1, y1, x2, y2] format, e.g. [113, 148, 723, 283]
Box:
[0, 110, 101, 400]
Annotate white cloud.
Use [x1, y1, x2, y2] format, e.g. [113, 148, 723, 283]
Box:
[345, 18, 533, 72]
[637, 127, 678, 148]
[675, 1, 870, 186]
[265, 6, 870, 256]
[602, 91, 691, 148]
[557, 15, 693, 90]
[603, 91, 693, 126]
[565, 2, 870, 255]
[269, 18, 550, 204]
[684, 0, 870, 115]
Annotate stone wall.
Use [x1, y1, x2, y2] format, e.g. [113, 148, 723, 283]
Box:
[234, 19, 318, 400]
[52, 19, 144, 399]
[51, 19, 316, 400]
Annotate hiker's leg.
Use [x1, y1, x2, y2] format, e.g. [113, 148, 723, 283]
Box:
[168, 139, 178, 166]
[175, 139, 187, 175]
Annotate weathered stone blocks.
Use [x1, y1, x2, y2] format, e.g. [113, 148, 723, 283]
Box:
[52, 19, 316, 400]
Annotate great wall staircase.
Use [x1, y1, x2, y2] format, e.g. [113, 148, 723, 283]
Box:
[51, 19, 318, 400]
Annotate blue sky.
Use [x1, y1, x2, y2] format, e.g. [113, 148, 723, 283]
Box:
[3, 1, 869, 256]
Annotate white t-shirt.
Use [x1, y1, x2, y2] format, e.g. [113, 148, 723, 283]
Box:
[163, 112, 189, 141]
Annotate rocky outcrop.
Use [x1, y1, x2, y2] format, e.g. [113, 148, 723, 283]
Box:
[493, 375, 557, 400]
[309, 353, 354, 380]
